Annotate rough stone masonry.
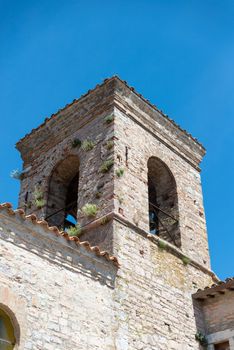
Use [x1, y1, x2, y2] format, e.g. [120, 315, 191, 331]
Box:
[1, 76, 230, 350]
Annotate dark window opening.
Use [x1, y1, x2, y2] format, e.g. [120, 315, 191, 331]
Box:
[147, 157, 180, 247]
[0, 309, 16, 349]
[64, 214, 77, 228]
[64, 173, 79, 229]
[148, 176, 158, 234]
[46, 156, 79, 230]
[214, 341, 230, 350]
[24, 191, 28, 203]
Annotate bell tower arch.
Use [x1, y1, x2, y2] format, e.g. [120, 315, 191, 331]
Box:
[16, 76, 210, 267]
[46, 155, 80, 229]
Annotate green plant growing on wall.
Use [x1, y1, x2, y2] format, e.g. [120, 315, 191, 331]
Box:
[100, 216, 110, 225]
[10, 169, 22, 180]
[104, 115, 114, 124]
[66, 224, 82, 237]
[72, 138, 82, 148]
[116, 168, 124, 177]
[81, 203, 98, 217]
[33, 187, 43, 200]
[100, 159, 114, 173]
[182, 256, 191, 266]
[158, 239, 167, 250]
[106, 140, 114, 150]
[34, 198, 46, 209]
[33, 186, 46, 209]
[25, 201, 32, 209]
[81, 139, 95, 151]
[95, 191, 102, 199]
[117, 194, 124, 205]
[195, 331, 208, 347]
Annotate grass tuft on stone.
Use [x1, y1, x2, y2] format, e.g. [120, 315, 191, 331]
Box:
[10, 169, 22, 180]
[100, 159, 114, 173]
[104, 115, 114, 124]
[72, 138, 82, 148]
[158, 240, 167, 250]
[34, 198, 46, 209]
[195, 331, 208, 346]
[33, 186, 46, 209]
[117, 194, 124, 205]
[106, 140, 114, 150]
[95, 191, 102, 199]
[81, 139, 95, 151]
[100, 216, 110, 225]
[181, 256, 191, 266]
[116, 168, 124, 177]
[66, 224, 82, 237]
[82, 203, 98, 217]
[33, 187, 44, 200]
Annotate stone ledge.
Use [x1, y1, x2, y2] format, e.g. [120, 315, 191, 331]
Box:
[16, 76, 205, 167]
[114, 101, 202, 171]
[112, 212, 219, 283]
[72, 208, 219, 283]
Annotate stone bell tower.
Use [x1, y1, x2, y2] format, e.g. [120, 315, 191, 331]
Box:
[13, 76, 218, 349]
[17, 76, 210, 267]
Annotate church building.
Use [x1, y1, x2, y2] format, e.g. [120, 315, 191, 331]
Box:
[0, 76, 233, 350]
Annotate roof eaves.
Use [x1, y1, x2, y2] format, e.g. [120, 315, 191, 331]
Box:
[193, 277, 234, 300]
[0, 202, 120, 268]
[16, 76, 205, 152]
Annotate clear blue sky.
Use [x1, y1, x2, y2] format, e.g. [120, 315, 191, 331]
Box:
[0, 0, 234, 280]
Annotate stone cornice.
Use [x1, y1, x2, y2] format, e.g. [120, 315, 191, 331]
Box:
[113, 99, 202, 171]
[16, 76, 205, 169]
[17, 96, 115, 163]
[73, 209, 219, 283]
[112, 212, 219, 283]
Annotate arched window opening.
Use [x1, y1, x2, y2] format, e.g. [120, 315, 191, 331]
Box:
[64, 173, 79, 229]
[46, 156, 79, 229]
[147, 157, 180, 247]
[148, 176, 159, 234]
[65, 214, 77, 227]
[0, 308, 16, 349]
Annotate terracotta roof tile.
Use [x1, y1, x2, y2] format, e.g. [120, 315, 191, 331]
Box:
[0, 203, 120, 268]
[193, 277, 234, 300]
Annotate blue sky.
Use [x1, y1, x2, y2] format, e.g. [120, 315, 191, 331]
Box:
[0, 0, 234, 279]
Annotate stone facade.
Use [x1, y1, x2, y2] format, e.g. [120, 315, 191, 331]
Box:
[0, 76, 229, 349]
[200, 291, 234, 335]
[0, 205, 118, 350]
[193, 279, 234, 349]
[16, 77, 210, 267]
[0, 204, 215, 350]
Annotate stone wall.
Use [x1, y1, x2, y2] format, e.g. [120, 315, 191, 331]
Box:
[113, 82, 210, 267]
[193, 289, 234, 349]
[16, 77, 209, 266]
[0, 208, 117, 350]
[8, 76, 218, 349]
[112, 219, 215, 350]
[0, 206, 216, 350]
[200, 291, 234, 335]
[17, 81, 116, 238]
